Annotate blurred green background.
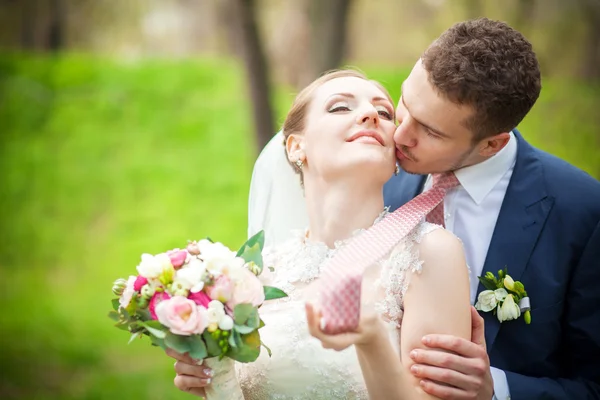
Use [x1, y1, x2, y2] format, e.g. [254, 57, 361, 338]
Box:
[0, 0, 599, 399]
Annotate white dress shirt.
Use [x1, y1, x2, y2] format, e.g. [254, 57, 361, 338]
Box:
[422, 132, 517, 400]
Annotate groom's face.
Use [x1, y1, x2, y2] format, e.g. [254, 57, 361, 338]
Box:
[393, 61, 480, 175]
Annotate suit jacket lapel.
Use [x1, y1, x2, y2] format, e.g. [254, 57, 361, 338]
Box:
[479, 130, 554, 349]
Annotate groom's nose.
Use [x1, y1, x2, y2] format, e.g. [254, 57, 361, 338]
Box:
[393, 119, 417, 147]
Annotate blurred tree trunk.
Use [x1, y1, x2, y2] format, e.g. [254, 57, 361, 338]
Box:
[464, 0, 484, 19]
[19, 0, 66, 51]
[579, 0, 600, 80]
[303, 0, 353, 86]
[227, 0, 275, 151]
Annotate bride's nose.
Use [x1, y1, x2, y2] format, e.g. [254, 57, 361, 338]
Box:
[357, 106, 379, 127]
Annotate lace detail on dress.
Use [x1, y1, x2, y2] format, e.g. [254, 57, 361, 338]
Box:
[374, 222, 443, 327]
[235, 218, 448, 399]
[261, 208, 390, 301]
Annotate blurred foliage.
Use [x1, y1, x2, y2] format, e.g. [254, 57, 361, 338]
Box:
[0, 54, 598, 399]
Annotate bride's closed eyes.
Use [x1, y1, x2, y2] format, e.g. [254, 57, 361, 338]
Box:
[327, 101, 394, 121]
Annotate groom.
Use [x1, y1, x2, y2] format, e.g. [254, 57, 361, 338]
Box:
[381, 18, 600, 400]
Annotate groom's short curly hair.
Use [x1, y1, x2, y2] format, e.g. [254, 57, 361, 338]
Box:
[422, 18, 541, 142]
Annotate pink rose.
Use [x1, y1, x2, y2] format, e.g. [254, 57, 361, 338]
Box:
[227, 268, 265, 309]
[149, 291, 171, 320]
[188, 290, 212, 308]
[168, 250, 188, 270]
[206, 275, 233, 303]
[133, 275, 148, 292]
[155, 296, 208, 336]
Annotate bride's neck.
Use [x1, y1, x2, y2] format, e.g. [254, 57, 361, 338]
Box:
[304, 177, 384, 248]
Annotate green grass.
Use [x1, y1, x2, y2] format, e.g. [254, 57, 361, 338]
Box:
[0, 54, 598, 399]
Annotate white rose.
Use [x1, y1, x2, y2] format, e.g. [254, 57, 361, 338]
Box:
[206, 300, 226, 324]
[137, 253, 173, 279]
[176, 258, 206, 293]
[474, 290, 497, 312]
[119, 275, 137, 308]
[199, 241, 244, 276]
[497, 294, 521, 322]
[218, 315, 234, 331]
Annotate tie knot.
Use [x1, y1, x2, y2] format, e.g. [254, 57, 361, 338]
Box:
[432, 172, 460, 191]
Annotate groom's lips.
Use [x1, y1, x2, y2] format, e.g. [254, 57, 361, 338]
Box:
[396, 147, 414, 161]
[347, 130, 385, 146]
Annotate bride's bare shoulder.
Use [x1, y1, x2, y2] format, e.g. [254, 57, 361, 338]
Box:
[417, 227, 466, 273]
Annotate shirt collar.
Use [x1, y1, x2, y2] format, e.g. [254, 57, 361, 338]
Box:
[454, 132, 517, 204]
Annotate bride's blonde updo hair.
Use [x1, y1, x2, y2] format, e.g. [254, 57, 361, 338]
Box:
[282, 69, 394, 182]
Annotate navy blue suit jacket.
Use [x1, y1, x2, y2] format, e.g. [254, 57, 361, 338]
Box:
[383, 130, 600, 399]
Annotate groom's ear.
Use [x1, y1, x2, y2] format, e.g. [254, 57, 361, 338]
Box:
[477, 132, 511, 158]
[286, 133, 305, 163]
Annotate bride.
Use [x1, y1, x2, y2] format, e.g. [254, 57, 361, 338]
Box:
[167, 70, 471, 399]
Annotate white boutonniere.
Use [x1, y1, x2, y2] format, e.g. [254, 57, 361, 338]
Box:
[475, 268, 531, 324]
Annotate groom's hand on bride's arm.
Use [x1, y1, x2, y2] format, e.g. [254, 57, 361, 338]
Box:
[409, 306, 494, 400]
[165, 348, 214, 397]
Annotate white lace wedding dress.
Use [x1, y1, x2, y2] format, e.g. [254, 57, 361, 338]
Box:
[222, 217, 444, 400]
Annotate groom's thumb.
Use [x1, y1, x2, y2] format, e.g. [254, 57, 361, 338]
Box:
[471, 306, 486, 350]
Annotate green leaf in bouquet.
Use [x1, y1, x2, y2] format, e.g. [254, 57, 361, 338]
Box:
[114, 322, 130, 331]
[264, 286, 288, 301]
[139, 321, 167, 339]
[227, 330, 261, 363]
[187, 335, 208, 361]
[246, 308, 260, 329]
[234, 325, 255, 335]
[137, 308, 152, 322]
[165, 332, 192, 354]
[111, 299, 120, 311]
[477, 276, 497, 291]
[261, 340, 272, 358]
[234, 304, 255, 325]
[202, 331, 223, 357]
[128, 331, 142, 344]
[151, 335, 167, 350]
[229, 330, 242, 348]
[236, 231, 265, 272]
[259, 318, 265, 329]
[108, 311, 120, 322]
[120, 307, 131, 320]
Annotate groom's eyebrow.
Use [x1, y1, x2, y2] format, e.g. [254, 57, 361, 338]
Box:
[400, 83, 450, 138]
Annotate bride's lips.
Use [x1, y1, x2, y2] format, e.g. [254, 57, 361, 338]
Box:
[347, 130, 385, 146]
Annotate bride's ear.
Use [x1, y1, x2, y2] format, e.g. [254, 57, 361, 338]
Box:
[286, 133, 305, 164]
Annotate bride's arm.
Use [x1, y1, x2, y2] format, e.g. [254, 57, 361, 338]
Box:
[357, 228, 471, 399]
[307, 229, 471, 399]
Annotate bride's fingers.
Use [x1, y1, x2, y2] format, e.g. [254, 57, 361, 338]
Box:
[305, 303, 360, 351]
[166, 347, 196, 364]
[174, 374, 212, 391]
[174, 361, 213, 379]
[305, 302, 324, 334]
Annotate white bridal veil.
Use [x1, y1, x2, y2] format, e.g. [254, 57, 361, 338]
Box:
[247, 131, 308, 247]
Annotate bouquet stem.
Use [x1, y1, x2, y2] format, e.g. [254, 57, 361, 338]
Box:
[202, 357, 244, 400]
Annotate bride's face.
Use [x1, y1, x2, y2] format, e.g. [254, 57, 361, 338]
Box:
[292, 77, 397, 184]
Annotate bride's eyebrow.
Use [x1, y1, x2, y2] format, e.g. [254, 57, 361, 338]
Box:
[326, 93, 390, 104]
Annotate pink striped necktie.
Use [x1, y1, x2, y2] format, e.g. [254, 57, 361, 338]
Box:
[318, 172, 460, 334]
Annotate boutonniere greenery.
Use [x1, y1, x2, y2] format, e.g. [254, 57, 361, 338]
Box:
[475, 268, 531, 324]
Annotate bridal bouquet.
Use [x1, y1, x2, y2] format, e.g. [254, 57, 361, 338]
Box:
[109, 231, 285, 398]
